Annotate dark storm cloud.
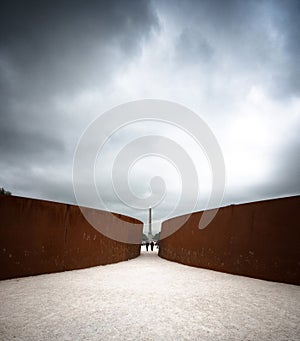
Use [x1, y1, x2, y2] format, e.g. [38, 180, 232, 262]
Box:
[0, 0, 158, 200]
[164, 0, 300, 98]
[175, 28, 214, 64]
[268, 0, 300, 98]
[0, 0, 158, 94]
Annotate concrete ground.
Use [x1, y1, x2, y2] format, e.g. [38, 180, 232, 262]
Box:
[0, 247, 299, 340]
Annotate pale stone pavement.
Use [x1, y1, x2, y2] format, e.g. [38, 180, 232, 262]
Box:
[0, 247, 299, 340]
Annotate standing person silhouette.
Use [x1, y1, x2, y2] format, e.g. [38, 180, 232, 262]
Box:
[145, 241, 149, 251]
[150, 241, 154, 251]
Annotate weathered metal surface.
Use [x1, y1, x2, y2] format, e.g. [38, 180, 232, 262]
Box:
[0, 195, 142, 279]
[159, 196, 300, 285]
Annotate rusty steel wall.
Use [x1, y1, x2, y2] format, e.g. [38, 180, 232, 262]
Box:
[159, 196, 300, 285]
[0, 195, 143, 280]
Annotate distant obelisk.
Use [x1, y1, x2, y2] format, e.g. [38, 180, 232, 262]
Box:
[148, 207, 153, 240]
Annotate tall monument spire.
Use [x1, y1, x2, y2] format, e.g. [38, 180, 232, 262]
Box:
[148, 207, 152, 240]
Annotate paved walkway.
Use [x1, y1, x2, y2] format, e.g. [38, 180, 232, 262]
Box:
[0, 248, 299, 340]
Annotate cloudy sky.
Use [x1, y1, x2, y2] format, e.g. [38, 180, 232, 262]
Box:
[1, 0, 299, 229]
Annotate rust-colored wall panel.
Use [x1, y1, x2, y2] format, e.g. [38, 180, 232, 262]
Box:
[159, 196, 300, 285]
[0, 196, 66, 279]
[64, 205, 141, 270]
[0, 196, 143, 280]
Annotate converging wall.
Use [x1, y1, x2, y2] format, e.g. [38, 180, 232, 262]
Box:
[0, 195, 143, 280]
[159, 196, 300, 285]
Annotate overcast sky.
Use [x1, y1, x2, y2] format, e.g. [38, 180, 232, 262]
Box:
[0, 0, 299, 230]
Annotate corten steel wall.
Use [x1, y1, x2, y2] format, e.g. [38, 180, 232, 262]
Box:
[0, 195, 143, 280]
[159, 196, 300, 285]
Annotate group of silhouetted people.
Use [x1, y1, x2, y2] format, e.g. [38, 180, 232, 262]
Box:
[145, 240, 159, 251]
